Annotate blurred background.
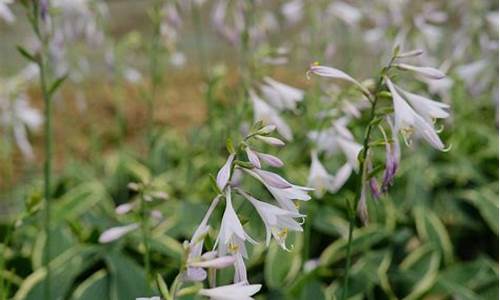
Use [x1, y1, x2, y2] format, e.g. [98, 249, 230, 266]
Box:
[0, 0, 498, 299]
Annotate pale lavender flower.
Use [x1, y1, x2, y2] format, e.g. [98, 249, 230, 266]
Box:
[385, 77, 446, 150]
[260, 77, 304, 111]
[215, 188, 256, 258]
[245, 147, 261, 168]
[198, 282, 262, 300]
[250, 90, 293, 141]
[382, 119, 401, 192]
[0, 0, 14, 24]
[237, 189, 304, 250]
[308, 151, 336, 197]
[357, 184, 368, 226]
[216, 154, 235, 191]
[115, 203, 134, 215]
[252, 168, 292, 189]
[307, 64, 370, 95]
[256, 152, 284, 168]
[98, 223, 139, 244]
[395, 63, 446, 79]
[255, 135, 285, 147]
[189, 255, 236, 269]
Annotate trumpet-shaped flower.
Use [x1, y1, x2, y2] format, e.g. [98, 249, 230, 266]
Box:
[244, 168, 312, 213]
[385, 77, 446, 150]
[237, 189, 304, 249]
[215, 188, 256, 258]
[260, 77, 304, 111]
[395, 63, 446, 79]
[198, 282, 262, 300]
[307, 64, 370, 95]
[256, 152, 284, 168]
[396, 86, 450, 123]
[308, 151, 336, 197]
[250, 90, 293, 140]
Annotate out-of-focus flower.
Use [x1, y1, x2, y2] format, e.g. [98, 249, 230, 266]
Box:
[198, 282, 262, 300]
[308, 151, 336, 197]
[250, 90, 293, 141]
[0, 0, 15, 23]
[382, 119, 401, 192]
[98, 223, 139, 244]
[260, 77, 304, 111]
[307, 64, 370, 95]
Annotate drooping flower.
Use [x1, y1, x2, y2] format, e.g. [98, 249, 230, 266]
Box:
[98, 223, 139, 244]
[237, 189, 304, 250]
[198, 282, 262, 300]
[385, 76, 446, 150]
[307, 63, 370, 95]
[395, 86, 450, 123]
[255, 152, 283, 168]
[260, 77, 304, 111]
[250, 90, 293, 141]
[308, 151, 336, 197]
[382, 118, 401, 192]
[215, 188, 256, 258]
[0, 0, 15, 24]
[394, 63, 446, 79]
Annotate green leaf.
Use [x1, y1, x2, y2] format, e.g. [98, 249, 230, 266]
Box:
[265, 234, 302, 289]
[319, 225, 389, 267]
[14, 246, 100, 300]
[460, 187, 499, 235]
[48, 74, 68, 97]
[16, 46, 38, 62]
[72, 270, 109, 300]
[105, 252, 153, 300]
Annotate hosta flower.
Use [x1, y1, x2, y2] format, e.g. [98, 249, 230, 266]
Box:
[395, 85, 450, 124]
[385, 77, 446, 150]
[98, 223, 139, 244]
[198, 282, 262, 300]
[307, 63, 370, 95]
[308, 151, 335, 197]
[186, 196, 222, 281]
[255, 152, 284, 168]
[0, 0, 14, 24]
[243, 168, 312, 213]
[250, 90, 293, 141]
[215, 188, 256, 258]
[216, 154, 235, 191]
[260, 77, 304, 111]
[394, 63, 446, 80]
[245, 147, 261, 168]
[382, 119, 401, 192]
[237, 189, 304, 250]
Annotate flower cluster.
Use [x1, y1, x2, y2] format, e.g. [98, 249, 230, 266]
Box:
[307, 46, 450, 223]
[182, 122, 312, 298]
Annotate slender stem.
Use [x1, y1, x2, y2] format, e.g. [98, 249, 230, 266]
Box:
[341, 56, 396, 300]
[140, 190, 151, 283]
[147, 1, 162, 148]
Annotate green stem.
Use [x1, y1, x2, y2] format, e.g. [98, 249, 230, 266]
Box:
[140, 190, 151, 283]
[341, 56, 396, 300]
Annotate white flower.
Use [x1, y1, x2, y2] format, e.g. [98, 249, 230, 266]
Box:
[136, 297, 160, 300]
[245, 147, 261, 168]
[245, 169, 312, 213]
[0, 0, 15, 24]
[238, 189, 304, 250]
[252, 168, 292, 189]
[255, 135, 285, 146]
[250, 90, 293, 141]
[385, 77, 446, 150]
[307, 64, 369, 95]
[216, 154, 235, 191]
[98, 223, 139, 244]
[308, 151, 336, 197]
[396, 86, 450, 123]
[256, 152, 284, 168]
[115, 203, 134, 215]
[395, 63, 446, 80]
[260, 77, 304, 111]
[215, 188, 256, 258]
[198, 282, 262, 300]
[189, 255, 236, 269]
